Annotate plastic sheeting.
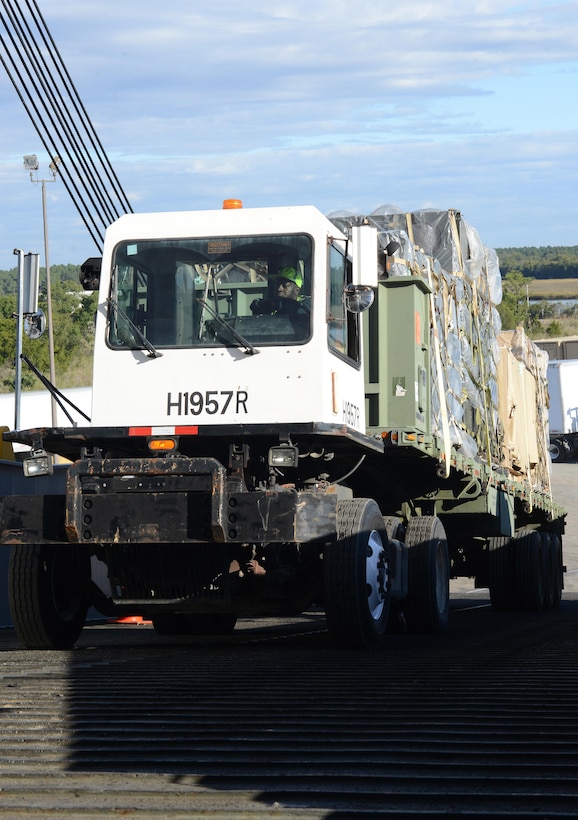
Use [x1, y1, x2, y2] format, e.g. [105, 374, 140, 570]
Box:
[330, 207, 551, 490]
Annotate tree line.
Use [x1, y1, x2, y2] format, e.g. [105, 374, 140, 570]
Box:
[496, 246, 578, 279]
[491, 247, 578, 336]
[1, 246, 577, 392]
[0, 264, 97, 392]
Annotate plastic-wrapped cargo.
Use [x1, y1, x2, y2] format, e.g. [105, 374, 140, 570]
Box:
[330, 207, 551, 492]
[497, 328, 551, 489]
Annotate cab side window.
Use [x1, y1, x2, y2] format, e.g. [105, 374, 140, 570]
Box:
[328, 244, 360, 363]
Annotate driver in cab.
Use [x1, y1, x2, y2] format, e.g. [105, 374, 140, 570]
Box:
[250, 267, 307, 316]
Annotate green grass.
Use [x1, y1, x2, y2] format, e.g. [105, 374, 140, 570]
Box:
[527, 278, 578, 299]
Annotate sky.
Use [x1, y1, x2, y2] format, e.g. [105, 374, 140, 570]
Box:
[1, 0, 578, 266]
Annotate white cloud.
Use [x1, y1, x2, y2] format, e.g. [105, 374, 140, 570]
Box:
[1, 0, 577, 264]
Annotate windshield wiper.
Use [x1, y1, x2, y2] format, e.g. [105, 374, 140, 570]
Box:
[107, 297, 162, 358]
[197, 298, 259, 355]
[21, 353, 91, 426]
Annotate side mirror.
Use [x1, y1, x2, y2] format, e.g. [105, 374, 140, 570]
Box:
[344, 284, 375, 313]
[24, 310, 46, 340]
[80, 257, 102, 291]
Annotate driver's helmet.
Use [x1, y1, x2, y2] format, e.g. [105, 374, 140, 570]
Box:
[270, 266, 303, 289]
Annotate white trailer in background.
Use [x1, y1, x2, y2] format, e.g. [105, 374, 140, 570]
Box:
[0, 387, 92, 455]
[547, 359, 578, 462]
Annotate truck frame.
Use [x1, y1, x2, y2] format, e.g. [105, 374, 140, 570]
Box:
[2, 202, 566, 650]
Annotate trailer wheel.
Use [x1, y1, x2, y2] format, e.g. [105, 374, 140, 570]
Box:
[152, 613, 237, 636]
[549, 439, 567, 463]
[547, 534, 563, 609]
[324, 498, 390, 649]
[8, 543, 89, 650]
[488, 536, 514, 611]
[383, 515, 405, 542]
[404, 516, 450, 633]
[514, 529, 544, 611]
[540, 533, 554, 610]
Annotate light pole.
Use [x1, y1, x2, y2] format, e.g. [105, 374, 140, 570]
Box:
[13, 249, 24, 431]
[23, 154, 60, 426]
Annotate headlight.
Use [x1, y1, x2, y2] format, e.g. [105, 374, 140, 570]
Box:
[23, 449, 53, 477]
[268, 445, 299, 468]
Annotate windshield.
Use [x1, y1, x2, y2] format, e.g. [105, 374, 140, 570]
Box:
[108, 233, 312, 350]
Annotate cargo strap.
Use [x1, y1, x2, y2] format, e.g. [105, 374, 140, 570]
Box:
[425, 257, 451, 478]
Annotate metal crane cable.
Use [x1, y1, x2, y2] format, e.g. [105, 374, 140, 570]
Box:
[0, 0, 133, 252]
[23, 0, 132, 215]
[0, 40, 105, 250]
[0, 13, 108, 247]
[3, 0, 117, 228]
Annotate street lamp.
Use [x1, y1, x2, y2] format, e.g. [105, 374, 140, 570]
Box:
[23, 154, 60, 426]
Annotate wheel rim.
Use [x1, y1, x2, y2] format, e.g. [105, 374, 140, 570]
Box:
[548, 443, 560, 460]
[366, 529, 388, 621]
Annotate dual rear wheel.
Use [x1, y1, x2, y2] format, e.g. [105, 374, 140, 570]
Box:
[404, 516, 450, 634]
[488, 530, 562, 612]
[323, 499, 390, 650]
[324, 504, 450, 649]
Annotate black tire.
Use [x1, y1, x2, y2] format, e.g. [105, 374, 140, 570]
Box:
[549, 439, 566, 463]
[404, 516, 450, 633]
[383, 515, 407, 633]
[549, 534, 563, 609]
[8, 543, 89, 650]
[383, 515, 405, 542]
[540, 532, 554, 610]
[488, 536, 514, 611]
[514, 529, 544, 611]
[324, 498, 390, 649]
[153, 613, 237, 636]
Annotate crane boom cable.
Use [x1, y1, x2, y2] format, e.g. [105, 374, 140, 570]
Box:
[0, 36, 105, 249]
[24, 0, 132, 215]
[0, 31, 105, 247]
[0, 0, 118, 229]
[0, 0, 124, 226]
[0, 0, 133, 252]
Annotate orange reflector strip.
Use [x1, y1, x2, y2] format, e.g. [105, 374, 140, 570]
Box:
[129, 425, 199, 436]
[223, 198, 243, 209]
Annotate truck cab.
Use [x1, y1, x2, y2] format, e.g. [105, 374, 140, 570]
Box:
[90, 204, 375, 434]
